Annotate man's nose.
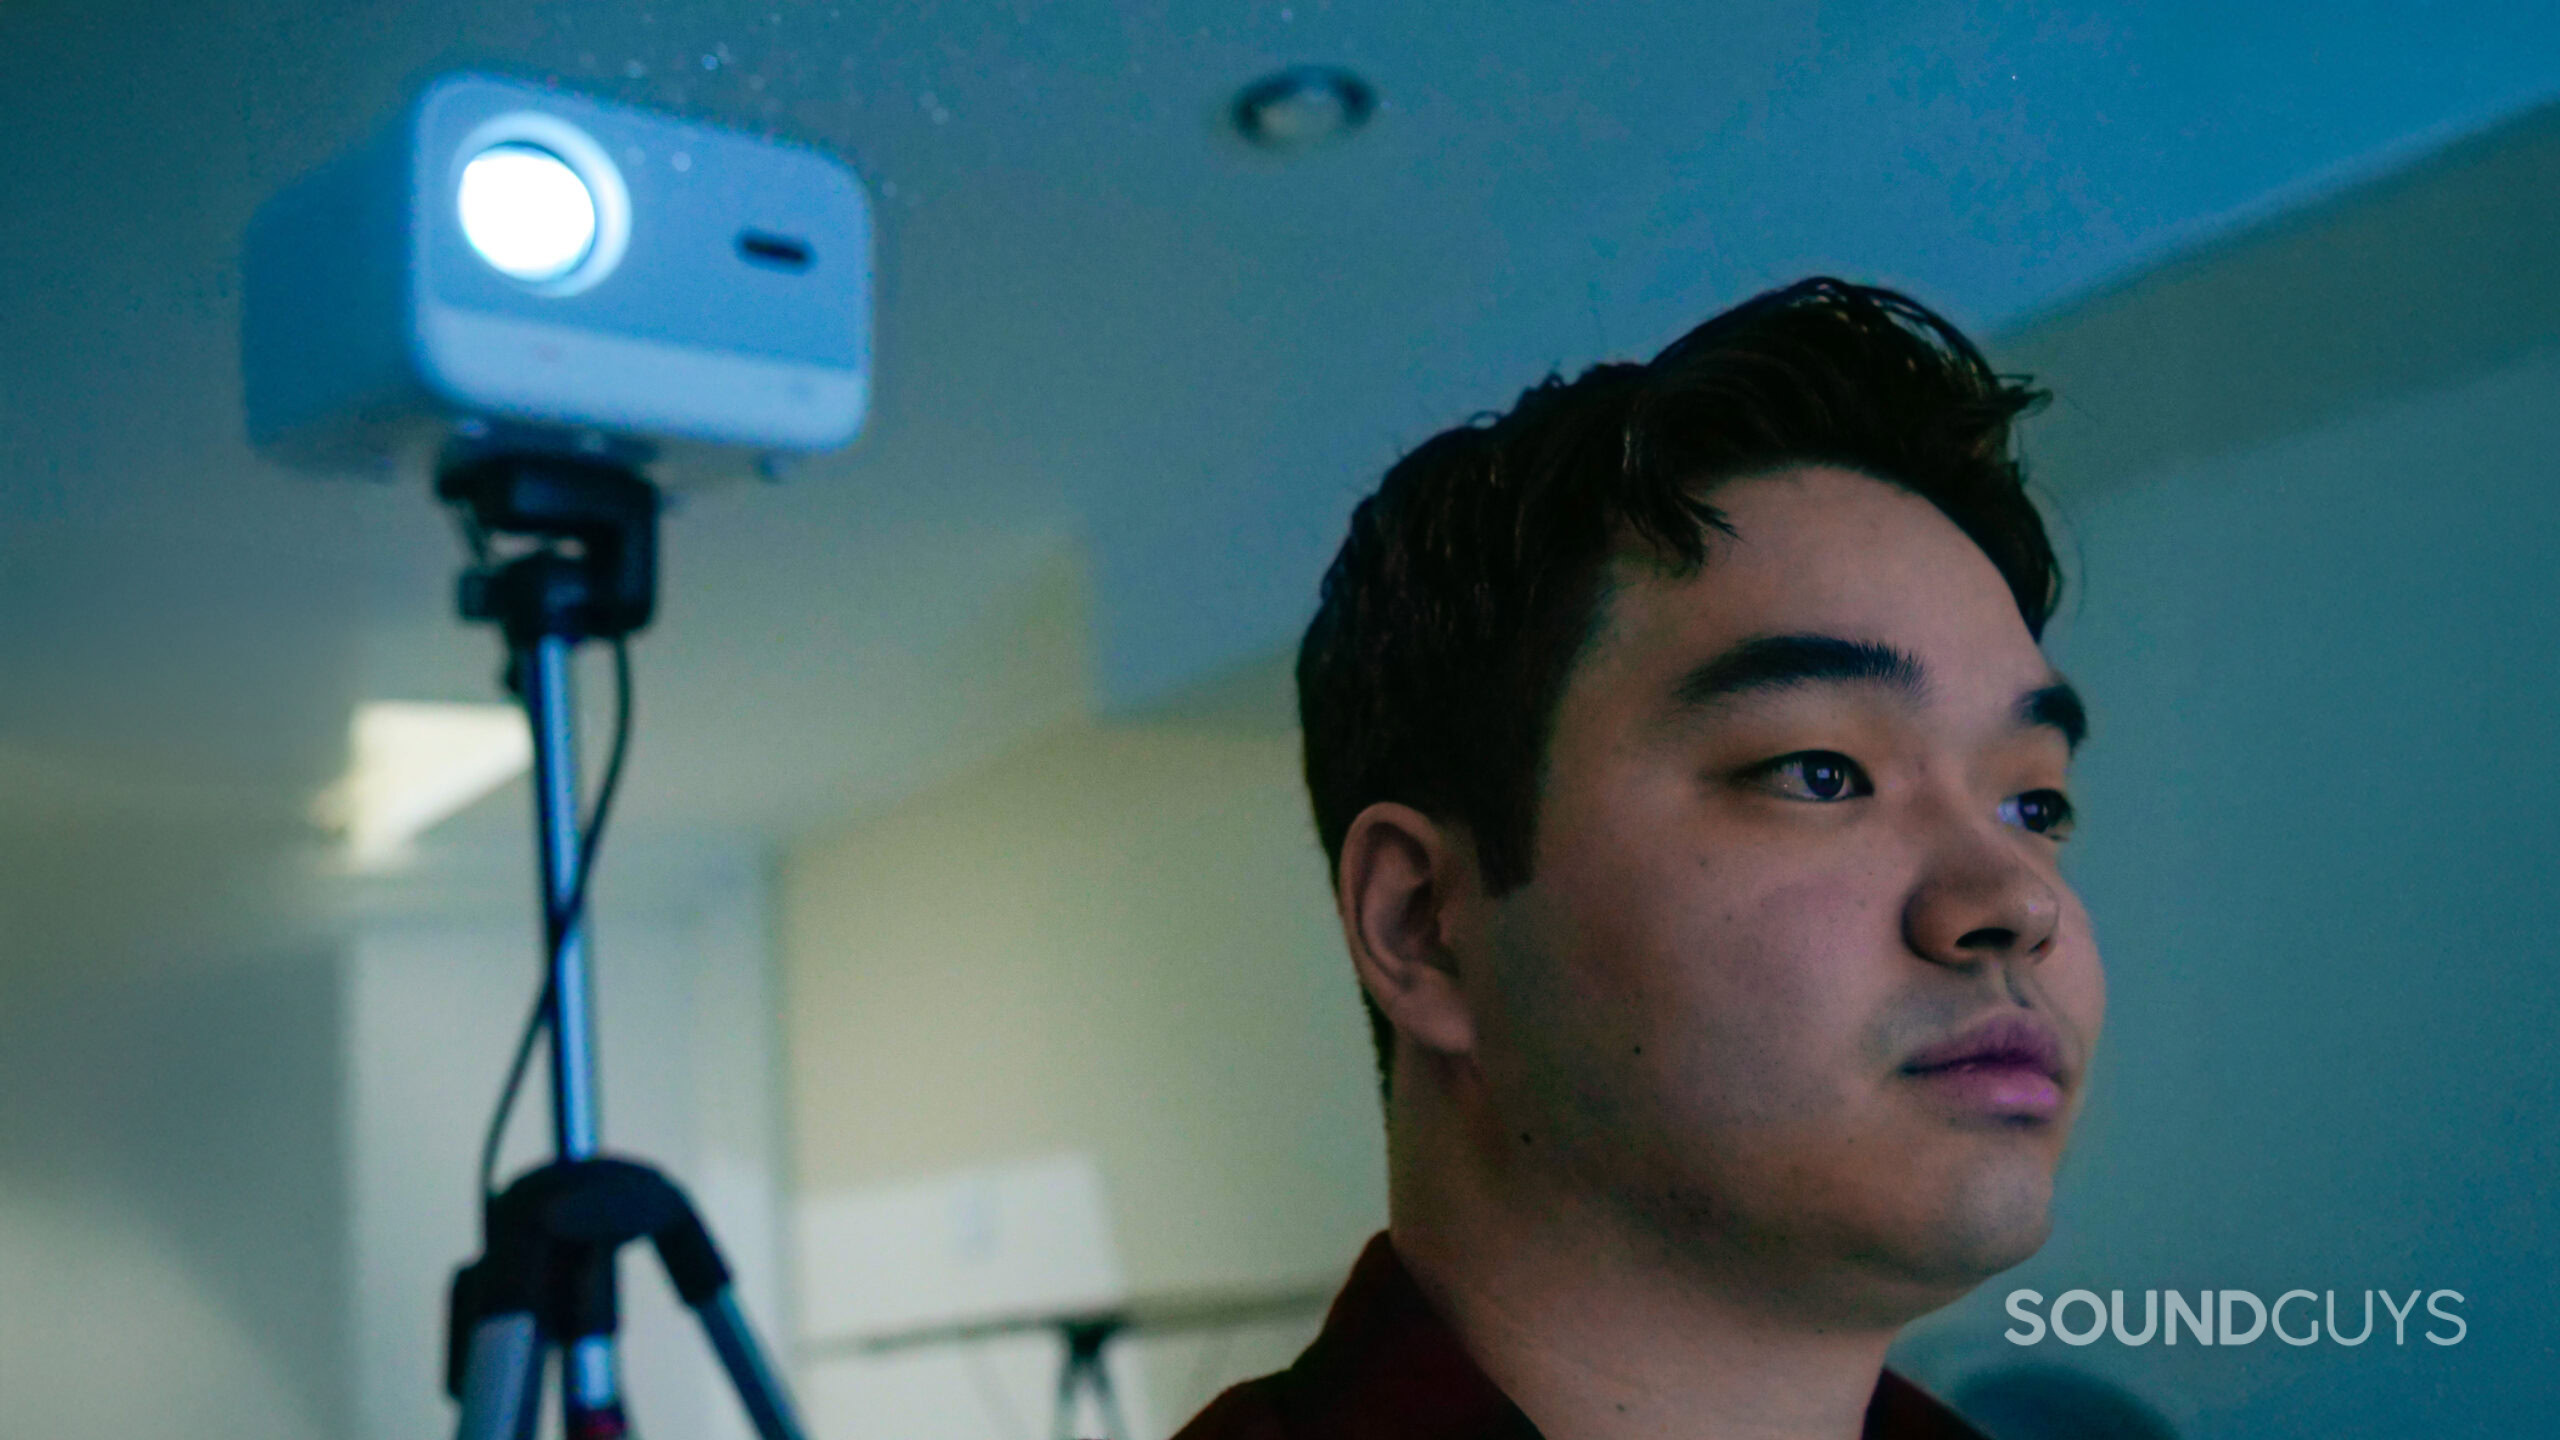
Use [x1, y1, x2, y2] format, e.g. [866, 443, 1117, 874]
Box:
[1903, 806, 2063, 969]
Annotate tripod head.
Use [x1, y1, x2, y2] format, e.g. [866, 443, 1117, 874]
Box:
[437, 451, 660, 651]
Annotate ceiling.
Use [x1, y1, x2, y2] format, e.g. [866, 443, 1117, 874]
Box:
[2, 1, 2554, 952]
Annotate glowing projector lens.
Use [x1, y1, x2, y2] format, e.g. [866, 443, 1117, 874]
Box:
[457, 143, 598, 282]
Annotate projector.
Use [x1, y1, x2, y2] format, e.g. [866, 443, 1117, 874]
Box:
[243, 72, 872, 487]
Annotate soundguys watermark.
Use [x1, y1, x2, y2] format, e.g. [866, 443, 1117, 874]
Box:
[2003, 1289, 2467, 1347]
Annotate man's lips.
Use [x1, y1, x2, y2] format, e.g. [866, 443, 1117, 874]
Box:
[1899, 1014, 2069, 1119]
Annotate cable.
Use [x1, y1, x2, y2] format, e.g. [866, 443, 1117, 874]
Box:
[478, 634, 636, 1207]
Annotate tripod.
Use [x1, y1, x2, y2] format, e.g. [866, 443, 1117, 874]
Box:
[436, 451, 810, 1440]
[1053, 1320, 1132, 1440]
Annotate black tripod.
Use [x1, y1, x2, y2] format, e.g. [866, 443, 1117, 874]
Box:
[435, 451, 809, 1440]
[1053, 1320, 1132, 1440]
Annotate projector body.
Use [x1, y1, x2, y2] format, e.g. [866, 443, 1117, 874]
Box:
[244, 73, 872, 487]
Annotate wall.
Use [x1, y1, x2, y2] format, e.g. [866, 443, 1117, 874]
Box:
[0, 817, 789, 1440]
[782, 706, 1384, 1439]
[0, 949, 349, 1440]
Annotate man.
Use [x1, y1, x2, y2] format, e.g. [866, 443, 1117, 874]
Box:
[1174, 278, 2101, 1440]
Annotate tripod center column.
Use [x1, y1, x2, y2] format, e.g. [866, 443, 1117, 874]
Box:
[525, 633, 602, 1160]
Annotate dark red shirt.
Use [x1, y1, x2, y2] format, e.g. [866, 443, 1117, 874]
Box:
[1171, 1233, 1985, 1440]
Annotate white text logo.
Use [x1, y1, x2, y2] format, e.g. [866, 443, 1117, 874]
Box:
[2002, 1289, 2466, 1347]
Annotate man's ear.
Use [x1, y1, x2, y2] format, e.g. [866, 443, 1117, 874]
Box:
[1336, 801, 1480, 1059]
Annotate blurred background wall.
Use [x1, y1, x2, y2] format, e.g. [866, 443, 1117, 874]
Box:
[781, 660, 1380, 1436]
[0, 948, 350, 1440]
[1892, 104, 2560, 1435]
[0, 834, 791, 1440]
[3, 4, 2557, 1438]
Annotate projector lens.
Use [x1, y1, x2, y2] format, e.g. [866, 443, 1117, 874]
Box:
[458, 143, 598, 282]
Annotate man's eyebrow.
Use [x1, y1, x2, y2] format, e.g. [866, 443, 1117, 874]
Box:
[1669, 633, 1928, 712]
[2019, 679, 2088, 756]
[1668, 632, 2088, 756]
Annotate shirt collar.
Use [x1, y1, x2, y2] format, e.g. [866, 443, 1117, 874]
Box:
[1269, 1231, 1984, 1440]
[1274, 1232, 1541, 1440]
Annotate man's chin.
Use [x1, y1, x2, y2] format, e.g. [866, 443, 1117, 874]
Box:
[1810, 1155, 2060, 1324]
[1693, 1181, 2058, 1330]
[1882, 1172, 2057, 1305]
[1634, 1133, 2065, 1324]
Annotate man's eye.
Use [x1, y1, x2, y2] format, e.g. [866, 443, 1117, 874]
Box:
[2000, 788, 2077, 839]
[1752, 751, 1872, 802]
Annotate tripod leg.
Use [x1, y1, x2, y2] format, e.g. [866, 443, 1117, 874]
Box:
[643, 1186, 811, 1440]
[693, 1288, 810, 1440]
[563, 1335, 628, 1439]
[1051, 1344, 1130, 1440]
[1090, 1358, 1131, 1440]
[1052, 1345, 1083, 1440]
[453, 1314, 545, 1440]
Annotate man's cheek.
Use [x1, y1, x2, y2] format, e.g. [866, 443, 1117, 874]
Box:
[1668, 882, 1892, 1129]
[1650, 975, 1859, 1136]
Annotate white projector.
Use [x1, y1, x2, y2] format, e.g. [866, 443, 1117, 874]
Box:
[243, 72, 872, 487]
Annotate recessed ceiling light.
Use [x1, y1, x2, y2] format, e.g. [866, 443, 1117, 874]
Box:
[313, 701, 531, 871]
[1231, 65, 1377, 151]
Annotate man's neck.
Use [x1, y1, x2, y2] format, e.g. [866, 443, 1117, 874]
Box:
[1386, 1088, 1906, 1440]
[1391, 1217, 1899, 1440]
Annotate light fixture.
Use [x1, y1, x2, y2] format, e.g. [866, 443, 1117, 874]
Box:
[1231, 65, 1377, 151]
[313, 700, 531, 870]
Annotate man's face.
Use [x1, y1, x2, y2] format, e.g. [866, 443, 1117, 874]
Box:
[1461, 465, 2103, 1321]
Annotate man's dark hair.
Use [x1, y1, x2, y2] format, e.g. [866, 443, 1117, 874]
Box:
[1297, 277, 2060, 1096]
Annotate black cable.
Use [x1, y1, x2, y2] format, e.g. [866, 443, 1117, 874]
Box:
[478, 634, 636, 1207]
